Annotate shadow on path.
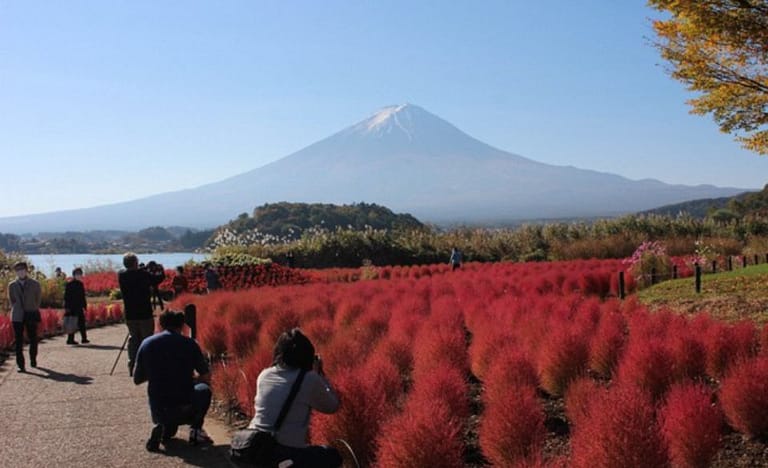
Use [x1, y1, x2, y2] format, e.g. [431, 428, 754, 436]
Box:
[156, 440, 233, 467]
[78, 344, 123, 351]
[29, 367, 94, 385]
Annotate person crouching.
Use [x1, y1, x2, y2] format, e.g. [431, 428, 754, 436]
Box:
[133, 310, 213, 451]
[247, 328, 342, 467]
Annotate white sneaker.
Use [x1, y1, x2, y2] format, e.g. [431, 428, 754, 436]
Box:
[189, 428, 213, 445]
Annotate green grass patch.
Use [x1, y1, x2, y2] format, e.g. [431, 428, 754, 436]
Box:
[638, 264, 768, 323]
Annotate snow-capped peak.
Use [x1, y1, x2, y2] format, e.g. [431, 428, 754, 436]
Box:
[353, 103, 419, 140]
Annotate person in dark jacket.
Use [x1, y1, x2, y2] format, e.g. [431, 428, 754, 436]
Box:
[64, 267, 89, 345]
[450, 247, 463, 271]
[171, 266, 188, 298]
[119, 253, 155, 376]
[134, 310, 213, 451]
[204, 264, 221, 293]
[146, 261, 166, 311]
[8, 262, 42, 372]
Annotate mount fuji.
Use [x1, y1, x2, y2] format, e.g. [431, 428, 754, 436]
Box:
[0, 104, 747, 233]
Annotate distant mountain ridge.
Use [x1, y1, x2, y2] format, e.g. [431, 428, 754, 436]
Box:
[643, 184, 768, 218]
[0, 103, 750, 234]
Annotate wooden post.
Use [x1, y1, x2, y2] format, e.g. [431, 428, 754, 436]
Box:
[727, 256, 733, 271]
[695, 263, 702, 294]
[742, 256, 748, 268]
[755, 254, 759, 266]
[651, 267, 657, 285]
[672, 264, 678, 279]
[618, 271, 625, 300]
[712, 260, 717, 274]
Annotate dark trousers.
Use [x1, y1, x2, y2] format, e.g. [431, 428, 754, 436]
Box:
[13, 320, 38, 369]
[273, 444, 343, 468]
[149, 383, 212, 436]
[67, 310, 87, 342]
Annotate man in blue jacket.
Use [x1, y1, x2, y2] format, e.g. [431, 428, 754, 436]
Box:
[133, 310, 213, 451]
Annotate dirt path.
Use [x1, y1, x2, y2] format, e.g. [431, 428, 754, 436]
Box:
[0, 324, 235, 468]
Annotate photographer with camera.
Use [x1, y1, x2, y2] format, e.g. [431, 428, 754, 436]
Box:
[232, 328, 341, 467]
[146, 261, 166, 311]
[133, 310, 213, 451]
[118, 253, 155, 376]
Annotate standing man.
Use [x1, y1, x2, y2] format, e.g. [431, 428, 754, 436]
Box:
[119, 253, 155, 376]
[134, 310, 213, 451]
[171, 266, 188, 298]
[8, 262, 42, 372]
[146, 261, 166, 311]
[204, 264, 221, 293]
[450, 247, 463, 271]
[64, 267, 89, 345]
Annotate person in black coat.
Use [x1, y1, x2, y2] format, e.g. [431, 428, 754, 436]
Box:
[64, 267, 89, 344]
[119, 253, 155, 376]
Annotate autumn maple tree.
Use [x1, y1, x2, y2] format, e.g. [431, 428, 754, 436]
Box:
[649, 0, 768, 155]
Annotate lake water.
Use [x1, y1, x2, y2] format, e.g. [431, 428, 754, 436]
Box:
[27, 252, 209, 276]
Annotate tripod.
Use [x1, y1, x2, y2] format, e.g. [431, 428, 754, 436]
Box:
[110, 333, 130, 376]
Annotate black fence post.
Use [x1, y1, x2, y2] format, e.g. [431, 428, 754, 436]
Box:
[618, 271, 625, 300]
[755, 254, 759, 266]
[651, 267, 657, 285]
[672, 264, 678, 279]
[742, 256, 748, 268]
[712, 260, 717, 274]
[695, 263, 702, 294]
[727, 256, 733, 271]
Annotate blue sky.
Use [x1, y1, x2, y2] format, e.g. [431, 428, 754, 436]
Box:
[1, 0, 766, 218]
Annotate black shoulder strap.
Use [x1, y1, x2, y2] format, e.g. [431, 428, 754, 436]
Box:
[273, 369, 307, 432]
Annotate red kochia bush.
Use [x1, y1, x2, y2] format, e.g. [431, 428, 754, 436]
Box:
[312, 361, 398, 466]
[200, 320, 228, 357]
[588, 311, 626, 377]
[618, 338, 675, 400]
[479, 385, 545, 466]
[537, 328, 589, 396]
[571, 385, 668, 468]
[720, 357, 768, 438]
[375, 399, 464, 468]
[484, 349, 538, 403]
[704, 321, 758, 379]
[761, 323, 768, 355]
[661, 382, 722, 468]
[565, 377, 603, 428]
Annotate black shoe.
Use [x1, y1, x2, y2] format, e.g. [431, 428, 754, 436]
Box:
[17, 366, 25, 373]
[66, 340, 78, 345]
[81, 339, 90, 344]
[146, 425, 163, 452]
[30, 359, 37, 368]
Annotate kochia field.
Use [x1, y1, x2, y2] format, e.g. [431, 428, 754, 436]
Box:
[173, 259, 768, 467]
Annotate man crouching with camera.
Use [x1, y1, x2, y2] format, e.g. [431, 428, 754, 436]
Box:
[133, 310, 213, 451]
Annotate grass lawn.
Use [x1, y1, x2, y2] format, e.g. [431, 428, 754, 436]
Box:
[638, 264, 768, 324]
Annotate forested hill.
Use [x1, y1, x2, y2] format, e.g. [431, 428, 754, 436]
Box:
[643, 184, 767, 219]
[218, 202, 425, 239]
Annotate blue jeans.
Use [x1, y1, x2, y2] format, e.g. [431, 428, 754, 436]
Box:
[149, 383, 211, 431]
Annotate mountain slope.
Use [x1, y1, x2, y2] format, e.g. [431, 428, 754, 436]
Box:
[643, 184, 768, 218]
[0, 104, 749, 233]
